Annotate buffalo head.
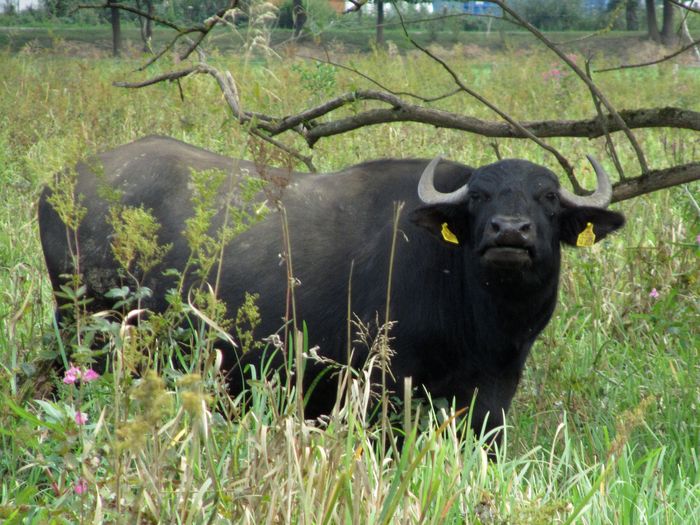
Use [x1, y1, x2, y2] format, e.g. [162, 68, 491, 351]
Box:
[410, 156, 624, 292]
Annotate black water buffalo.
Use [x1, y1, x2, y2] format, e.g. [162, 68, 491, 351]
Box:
[39, 135, 624, 439]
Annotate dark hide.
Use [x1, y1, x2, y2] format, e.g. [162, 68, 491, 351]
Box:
[39, 135, 625, 440]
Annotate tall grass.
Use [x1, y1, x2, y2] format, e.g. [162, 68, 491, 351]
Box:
[0, 42, 698, 523]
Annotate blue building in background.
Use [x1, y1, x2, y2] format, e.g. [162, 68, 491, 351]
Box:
[582, 0, 613, 12]
[431, 1, 502, 16]
[430, 1, 618, 16]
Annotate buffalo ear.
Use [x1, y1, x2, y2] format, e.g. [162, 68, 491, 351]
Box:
[559, 207, 625, 246]
[410, 205, 466, 247]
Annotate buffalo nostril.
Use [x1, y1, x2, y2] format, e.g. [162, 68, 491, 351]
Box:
[489, 216, 533, 243]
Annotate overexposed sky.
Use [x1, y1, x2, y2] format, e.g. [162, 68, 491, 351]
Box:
[17, 0, 40, 10]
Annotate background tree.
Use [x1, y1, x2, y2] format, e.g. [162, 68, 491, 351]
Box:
[376, 0, 384, 45]
[660, 0, 677, 44]
[646, 0, 680, 44]
[135, 0, 154, 51]
[107, 0, 121, 56]
[608, 0, 640, 30]
[646, 0, 662, 40]
[292, 0, 306, 37]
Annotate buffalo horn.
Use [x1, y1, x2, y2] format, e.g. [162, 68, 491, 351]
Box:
[558, 155, 613, 209]
[417, 155, 469, 205]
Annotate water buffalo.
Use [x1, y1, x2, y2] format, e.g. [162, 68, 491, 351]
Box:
[39, 135, 624, 439]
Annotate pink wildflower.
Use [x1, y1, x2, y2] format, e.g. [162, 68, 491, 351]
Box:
[63, 366, 100, 384]
[74, 478, 88, 495]
[75, 411, 88, 425]
[696, 234, 700, 246]
[82, 369, 100, 382]
[649, 288, 660, 299]
[543, 68, 564, 81]
[63, 365, 81, 384]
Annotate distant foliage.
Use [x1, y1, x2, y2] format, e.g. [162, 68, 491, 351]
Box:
[511, 0, 586, 30]
[278, 0, 338, 31]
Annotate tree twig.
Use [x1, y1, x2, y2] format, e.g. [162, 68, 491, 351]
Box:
[595, 37, 700, 72]
[668, 0, 700, 15]
[392, 2, 584, 192]
[79, 1, 238, 71]
[490, 0, 649, 175]
[585, 59, 625, 180]
[298, 54, 463, 104]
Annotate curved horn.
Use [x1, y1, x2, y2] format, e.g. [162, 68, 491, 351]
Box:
[417, 155, 469, 205]
[558, 155, 613, 208]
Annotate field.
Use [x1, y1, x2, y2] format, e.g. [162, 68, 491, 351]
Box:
[0, 25, 699, 524]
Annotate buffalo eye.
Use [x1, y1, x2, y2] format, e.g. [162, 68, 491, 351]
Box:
[543, 191, 558, 203]
[469, 191, 489, 203]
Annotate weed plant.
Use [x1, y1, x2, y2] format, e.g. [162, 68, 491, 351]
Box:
[0, 42, 698, 523]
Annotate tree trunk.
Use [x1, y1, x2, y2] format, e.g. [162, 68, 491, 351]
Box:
[136, 0, 154, 52]
[109, 1, 122, 57]
[292, 0, 306, 38]
[376, 0, 384, 46]
[660, 0, 676, 45]
[645, 0, 661, 42]
[626, 0, 638, 31]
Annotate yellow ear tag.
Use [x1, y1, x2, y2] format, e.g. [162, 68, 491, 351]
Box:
[441, 222, 459, 245]
[576, 222, 596, 247]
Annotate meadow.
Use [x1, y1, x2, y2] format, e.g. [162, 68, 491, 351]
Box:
[0, 32, 699, 523]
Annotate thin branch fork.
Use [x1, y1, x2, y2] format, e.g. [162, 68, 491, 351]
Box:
[491, 0, 650, 175]
[79, 1, 238, 71]
[113, 63, 315, 170]
[392, 6, 583, 192]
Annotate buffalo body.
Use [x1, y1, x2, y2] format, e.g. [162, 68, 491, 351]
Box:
[39, 135, 625, 438]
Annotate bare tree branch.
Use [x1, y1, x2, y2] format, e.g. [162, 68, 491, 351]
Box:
[113, 68, 700, 142]
[115, 63, 312, 169]
[300, 102, 700, 144]
[490, 0, 650, 174]
[80, 1, 238, 71]
[595, 37, 700, 72]
[392, 3, 584, 193]
[299, 54, 463, 104]
[612, 162, 700, 202]
[344, 0, 367, 14]
[585, 59, 625, 180]
[113, 66, 200, 88]
[104, 0, 700, 201]
[668, 0, 700, 15]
